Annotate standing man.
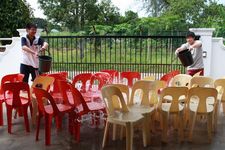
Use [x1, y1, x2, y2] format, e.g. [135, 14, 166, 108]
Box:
[176, 31, 204, 76]
[20, 23, 48, 82]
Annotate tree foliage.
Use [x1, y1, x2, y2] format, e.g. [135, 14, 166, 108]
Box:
[0, 0, 32, 38]
[38, 0, 120, 32]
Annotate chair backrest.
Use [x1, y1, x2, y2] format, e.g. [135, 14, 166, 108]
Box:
[190, 76, 214, 88]
[90, 72, 112, 90]
[130, 80, 155, 106]
[170, 70, 180, 77]
[58, 80, 90, 113]
[33, 87, 60, 115]
[150, 80, 166, 105]
[120, 71, 141, 87]
[159, 87, 188, 113]
[143, 76, 155, 81]
[110, 84, 129, 109]
[160, 73, 173, 85]
[31, 76, 55, 93]
[72, 73, 92, 92]
[44, 72, 68, 93]
[188, 87, 218, 113]
[101, 85, 129, 116]
[193, 71, 202, 77]
[160, 70, 180, 86]
[214, 78, 225, 101]
[170, 74, 192, 87]
[2, 82, 30, 107]
[101, 70, 119, 82]
[1, 73, 24, 87]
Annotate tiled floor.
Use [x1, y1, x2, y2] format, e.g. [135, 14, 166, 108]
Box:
[1, 110, 225, 150]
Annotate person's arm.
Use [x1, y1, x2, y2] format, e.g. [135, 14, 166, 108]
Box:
[175, 43, 188, 54]
[189, 40, 202, 50]
[38, 38, 48, 51]
[21, 37, 36, 55]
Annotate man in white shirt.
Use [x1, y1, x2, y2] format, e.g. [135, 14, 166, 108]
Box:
[176, 32, 204, 76]
[20, 23, 48, 82]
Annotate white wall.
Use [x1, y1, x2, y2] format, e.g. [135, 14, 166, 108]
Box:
[0, 37, 22, 81]
[211, 38, 225, 78]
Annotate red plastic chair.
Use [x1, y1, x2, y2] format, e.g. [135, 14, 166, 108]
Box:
[2, 82, 31, 133]
[59, 80, 105, 142]
[42, 72, 68, 103]
[120, 71, 141, 87]
[101, 69, 119, 82]
[33, 87, 74, 145]
[1, 74, 24, 86]
[81, 72, 112, 102]
[160, 70, 180, 86]
[89, 72, 112, 91]
[72, 73, 92, 93]
[0, 73, 24, 126]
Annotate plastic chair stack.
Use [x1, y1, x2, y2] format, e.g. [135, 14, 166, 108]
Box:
[120, 71, 141, 87]
[2, 82, 31, 133]
[33, 87, 75, 145]
[0, 73, 24, 126]
[101, 85, 147, 150]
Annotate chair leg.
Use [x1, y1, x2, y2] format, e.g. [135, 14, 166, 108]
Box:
[0, 102, 3, 126]
[45, 115, 52, 145]
[120, 126, 124, 140]
[75, 121, 81, 142]
[126, 122, 132, 150]
[55, 115, 62, 131]
[162, 112, 168, 143]
[222, 103, 225, 115]
[6, 106, 13, 134]
[102, 121, 109, 148]
[207, 113, 213, 143]
[112, 124, 117, 141]
[29, 103, 33, 117]
[178, 113, 184, 142]
[68, 113, 74, 134]
[36, 115, 41, 141]
[188, 112, 196, 142]
[213, 102, 219, 133]
[31, 98, 38, 125]
[142, 117, 149, 147]
[23, 106, 30, 132]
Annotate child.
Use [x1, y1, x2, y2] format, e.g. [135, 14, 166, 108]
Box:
[176, 31, 204, 76]
[20, 23, 48, 82]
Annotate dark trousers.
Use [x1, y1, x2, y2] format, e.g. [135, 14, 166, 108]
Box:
[20, 64, 39, 83]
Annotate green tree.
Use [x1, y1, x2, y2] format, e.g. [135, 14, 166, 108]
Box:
[140, 0, 169, 17]
[0, 0, 32, 38]
[32, 18, 48, 30]
[38, 0, 99, 32]
[93, 0, 121, 25]
[122, 11, 139, 23]
[38, 0, 120, 32]
[199, 1, 225, 37]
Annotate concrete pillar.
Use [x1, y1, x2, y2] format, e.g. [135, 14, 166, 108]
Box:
[189, 28, 215, 76]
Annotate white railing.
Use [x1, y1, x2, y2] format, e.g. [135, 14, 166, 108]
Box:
[0, 37, 12, 45]
[0, 38, 12, 41]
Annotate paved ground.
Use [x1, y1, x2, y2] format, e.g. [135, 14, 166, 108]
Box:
[1, 108, 225, 150]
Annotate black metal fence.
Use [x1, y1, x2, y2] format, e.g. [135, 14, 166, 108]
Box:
[42, 35, 186, 79]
